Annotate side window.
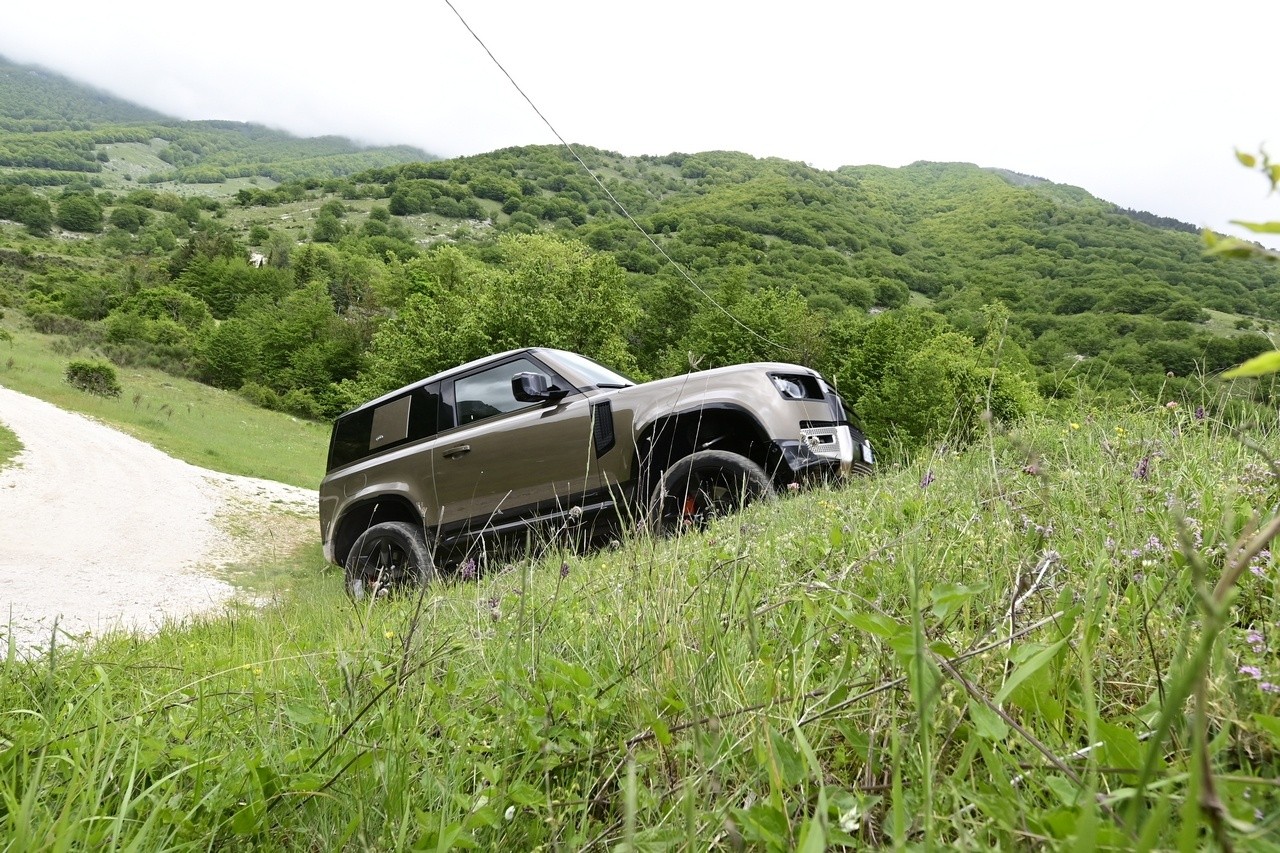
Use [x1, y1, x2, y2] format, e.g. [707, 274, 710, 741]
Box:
[326, 382, 447, 470]
[453, 357, 544, 426]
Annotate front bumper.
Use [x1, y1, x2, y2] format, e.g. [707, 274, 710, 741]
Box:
[772, 424, 874, 480]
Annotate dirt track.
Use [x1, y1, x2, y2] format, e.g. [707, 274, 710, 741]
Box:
[0, 385, 317, 653]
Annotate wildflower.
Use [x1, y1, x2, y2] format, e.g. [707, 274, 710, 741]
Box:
[1240, 665, 1263, 680]
[1194, 406, 1206, 421]
[1022, 463, 1041, 476]
[1134, 456, 1150, 481]
[1262, 683, 1280, 694]
[919, 470, 935, 488]
[1070, 422, 1080, 430]
[460, 558, 477, 581]
[1115, 426, 1126, 436]
[1248, 630, 1266, 653]
[1165, 401, 1178, 410]
[560, 562, 570, 579]
[787, 482, 801, 492]
[1105, 537, 1116, 552]
[385, 630, 396, 640]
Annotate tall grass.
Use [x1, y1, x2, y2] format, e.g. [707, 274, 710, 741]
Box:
[0, 315, 327, 487]
[3, 396, 1279, 849]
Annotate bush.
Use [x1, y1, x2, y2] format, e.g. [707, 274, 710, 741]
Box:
[64, 360, 122, 397]
[238, 381, 281, 410]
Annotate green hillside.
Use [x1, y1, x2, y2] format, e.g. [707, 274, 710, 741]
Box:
[1, 55, 1278, 455]
[0, 55, 434, 186]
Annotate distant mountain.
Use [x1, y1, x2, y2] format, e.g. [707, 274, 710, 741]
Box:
[0, 56, 168, 129]
[0, 54, 436, 183]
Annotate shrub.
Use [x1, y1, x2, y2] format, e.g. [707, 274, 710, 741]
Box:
[64, 360, 122, 397]
[238, 381, 281, 410]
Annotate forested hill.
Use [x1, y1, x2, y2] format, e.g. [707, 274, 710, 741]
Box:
[0, 56, 166, 128]
[0, 55, 433, 183]
[1, 59, 1278, 452]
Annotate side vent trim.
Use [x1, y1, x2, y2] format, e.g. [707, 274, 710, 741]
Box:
[592, 401, 616, 458]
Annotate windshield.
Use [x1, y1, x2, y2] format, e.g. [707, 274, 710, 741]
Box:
[552, 351, 634, 388]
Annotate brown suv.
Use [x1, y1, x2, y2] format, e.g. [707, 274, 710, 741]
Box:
[319, 348, 873, 596]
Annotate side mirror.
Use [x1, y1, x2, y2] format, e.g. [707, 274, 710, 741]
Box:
[512, 372, 569, 403]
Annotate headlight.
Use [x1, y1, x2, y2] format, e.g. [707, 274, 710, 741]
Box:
[771, 376, 806, 399]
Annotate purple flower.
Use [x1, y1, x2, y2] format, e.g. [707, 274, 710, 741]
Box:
[460, 558, 477, 581]
[560, 562, 570, 579]
[1134, 456, 1151, 481]
[1240, 665, 1263, 680]
[1105, 537, 1116, 552]
[1261, 682, 1280, 694]
[1194, 405, 1206, 422]
[920, 470, 935, 488]
[1249, 630, 1266, 653]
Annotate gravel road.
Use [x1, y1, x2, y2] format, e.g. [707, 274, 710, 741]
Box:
[0, 385, 318, 653]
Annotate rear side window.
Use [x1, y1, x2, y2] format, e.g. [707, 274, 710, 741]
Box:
[327, 383, 448, 471]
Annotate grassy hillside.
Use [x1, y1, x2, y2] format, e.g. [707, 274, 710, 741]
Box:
[0, 310, 327, 487]
[4, 398, 1279, 848]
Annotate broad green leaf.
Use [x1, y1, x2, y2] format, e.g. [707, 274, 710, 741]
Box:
[994, 638, 1067, 706]
[846, 611, 901, 639]
[1204, 236, 1262, 259]
[1045, 774, 1081, 808]
[769, 727, 806, 787]
[967, 698, 1009, 740]
[1253, 714, 1280, 746]
[1222, 350, 1280, 378]
[930, 582, 988, 619]
[231, 801, 265, 835]
[1229, 218, 1280, 234]
[1097, 721, 1149, 775]
[1235, 150, 1258, 168]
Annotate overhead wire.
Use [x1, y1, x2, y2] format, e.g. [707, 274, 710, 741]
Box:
[442, 0, 791, 355]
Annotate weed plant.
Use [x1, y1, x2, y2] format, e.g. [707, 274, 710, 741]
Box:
[3, 398, 1280, 849]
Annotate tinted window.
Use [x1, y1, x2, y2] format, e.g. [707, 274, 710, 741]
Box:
[326, 383, 446, 470]
[453, 357, 544, 426]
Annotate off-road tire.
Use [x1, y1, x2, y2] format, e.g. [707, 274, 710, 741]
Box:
[646, 450, 774, 534]
[344, 521, 434, 599]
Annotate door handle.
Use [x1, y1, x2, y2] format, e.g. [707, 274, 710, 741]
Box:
[442, 445, 471, 459]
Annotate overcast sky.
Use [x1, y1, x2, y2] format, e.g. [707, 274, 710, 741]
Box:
[2, 1, 1277, 246]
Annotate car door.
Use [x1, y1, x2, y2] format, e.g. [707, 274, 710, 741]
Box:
[432, 355, 601, 537]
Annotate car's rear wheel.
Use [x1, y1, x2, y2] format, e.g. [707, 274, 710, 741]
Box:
[647, 450, 774, 533]
[344, 521, 434, 599]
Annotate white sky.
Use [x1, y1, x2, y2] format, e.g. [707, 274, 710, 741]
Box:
[2, 0, 1278, 247]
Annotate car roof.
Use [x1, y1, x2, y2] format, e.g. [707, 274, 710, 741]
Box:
[338, 347, 554, 417]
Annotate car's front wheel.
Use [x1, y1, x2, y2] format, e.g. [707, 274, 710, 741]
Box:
[647, 450, 774, 533]
[344, 521, 434, 599]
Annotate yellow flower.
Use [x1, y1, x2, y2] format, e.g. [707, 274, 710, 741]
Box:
[253, 668, 263, 676]
[1070, 422, 1080, 430]
[1115, 426, 1126, 435]
[384, 630, 396, 639]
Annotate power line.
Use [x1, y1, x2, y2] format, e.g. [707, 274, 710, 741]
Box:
[442, 0, 790, 355]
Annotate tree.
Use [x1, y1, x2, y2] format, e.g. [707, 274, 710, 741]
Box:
[55, 194, 102, 232]
[109, 203, 151, 233]
[312, 212, 343, 243]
